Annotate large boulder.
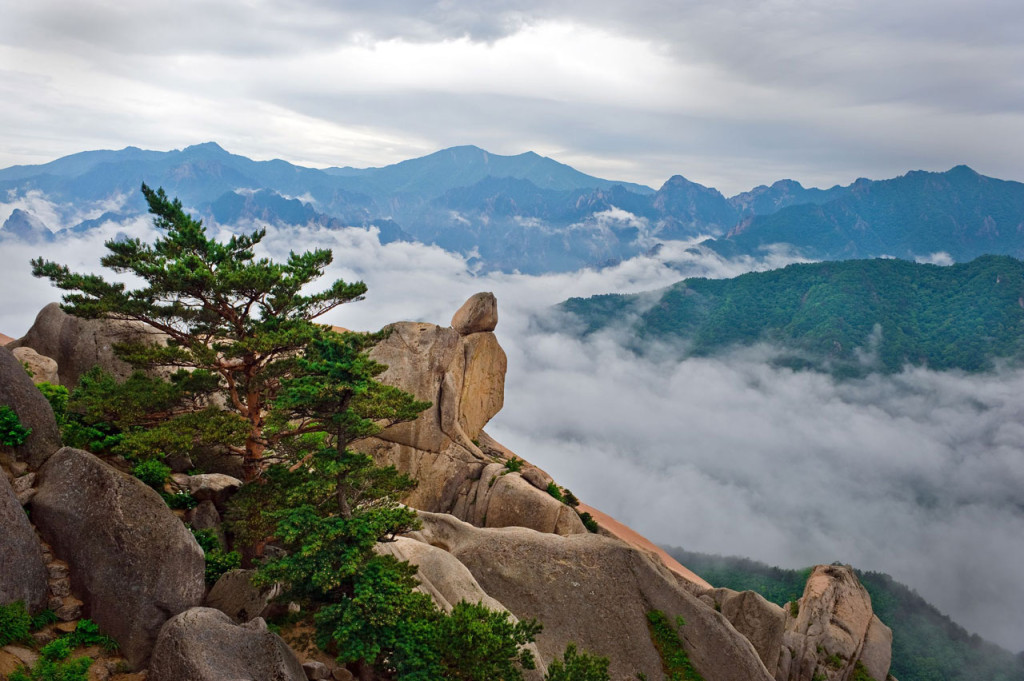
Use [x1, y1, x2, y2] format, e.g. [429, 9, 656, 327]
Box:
[451, 291, 498, 335]
[0, 473, 48, 612]
[31, 447, 205, 667]
[408, 511, 774, 681]
[205, 569, 282, 623]
[10, 347, 59, 385]
[10, 302, 157, 387]
[148, 607, 306, 681]
[0, 346, 61, 470]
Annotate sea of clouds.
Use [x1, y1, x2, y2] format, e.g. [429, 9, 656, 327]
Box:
[2, 211, 1022, 652]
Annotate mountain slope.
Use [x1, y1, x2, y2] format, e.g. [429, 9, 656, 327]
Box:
[559, 255, 1024, 374]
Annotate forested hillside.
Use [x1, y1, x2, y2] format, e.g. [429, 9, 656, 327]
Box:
[561, 256, 1024, 374]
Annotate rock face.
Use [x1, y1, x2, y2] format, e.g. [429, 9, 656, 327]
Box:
[408, 511, 775, 681]
[357, 294, 585, 536]
[10, 302, 157, 387]
[0, 346, 62, 470]
[0, 473, 48, 612]
[31, 447, 205, 667]
[10, 347, 59, 385]
[709, 564, 893, 681]
[148, 607, 306, 681]
[774, 564, 893, 681]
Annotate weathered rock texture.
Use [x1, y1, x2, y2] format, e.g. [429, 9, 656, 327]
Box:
[149, 607, 306, 681]
[775, 564, 893, 681]
[356, 295, 585, 536]
[31, 447, 205, 667]
[408, 511, 775, 681]
[707, 564, 892, 681]
[205, 569, 282, 623]
[0, 473, 48, 612]
[0, 346, 61, 470]
[10, 302, 157, 387]
[10, 346, 59, 385]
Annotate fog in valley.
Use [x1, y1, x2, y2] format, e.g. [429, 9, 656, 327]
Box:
[2, 210, 1022, 652]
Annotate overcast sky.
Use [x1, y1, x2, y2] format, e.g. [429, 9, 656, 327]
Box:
[2, 0, 1023, 194]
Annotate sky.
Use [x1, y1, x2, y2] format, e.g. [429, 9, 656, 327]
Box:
[2, 0, 1024, 194]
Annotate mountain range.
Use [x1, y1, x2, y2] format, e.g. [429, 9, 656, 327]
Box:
[4, 143, 1024, 273]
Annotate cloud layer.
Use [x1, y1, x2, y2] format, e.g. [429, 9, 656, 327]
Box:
[3, 215, 1022, 651]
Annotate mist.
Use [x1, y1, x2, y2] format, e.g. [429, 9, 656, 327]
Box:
[2, 213, 1022, 651]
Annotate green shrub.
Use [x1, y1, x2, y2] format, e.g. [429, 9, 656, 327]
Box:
[577, 511, 599, 533]
[545, 642, 611, 681]
[0, 406, 31, 447]
[504, 456, 523, 472]
[645, 610, 705, 681]
[163, 490, 198, 510]
[69, 619, 118, 652]
[9, 635, 92, 681]
[561, 489, 580, 508]
[39, 637, 74, 660]
[190, 527, 241, 585]
[132, 458, 171, 490]
[30, 609, 58, 631]
[546, 481, 564, 502]
[0, 600, 32, 646]
[205, 548, 242, 586]
[37, 383, 69, 427]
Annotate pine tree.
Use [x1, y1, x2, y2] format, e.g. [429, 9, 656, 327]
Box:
[31, 184, 367, 480]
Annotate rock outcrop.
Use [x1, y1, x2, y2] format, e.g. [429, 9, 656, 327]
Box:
[10, 302, 156, 387]
[148, 607, 306, 681]
[776, 564, 893, 681]
[707, 564, 893, 681]
[0, 346, 62, 470]
[406, 511, 775, 681]
[31, 447, 206, 667]
[0, 472, 48, 612]
[357, 295, 586, 536]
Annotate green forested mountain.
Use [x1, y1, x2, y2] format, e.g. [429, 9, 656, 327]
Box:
[667, 548, 1024, 681]
[560, 255, 1024, 374]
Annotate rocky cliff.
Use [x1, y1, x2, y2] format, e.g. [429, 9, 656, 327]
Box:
[0, 297, 895, 681]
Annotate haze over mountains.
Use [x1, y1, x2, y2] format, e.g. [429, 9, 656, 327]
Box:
[3, 142, 1024, 273]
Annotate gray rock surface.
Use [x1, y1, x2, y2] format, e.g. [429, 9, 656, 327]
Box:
[0, 473, 48, 612]
[10, 302, 158, 387]
[409, 511, 774, 681]
[205, 569, 282, 623]
[148, 607, 306, 681]
[31, 447, 205, 666]
[187, 473, 242, 511]
[0, 346, 61, 470]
